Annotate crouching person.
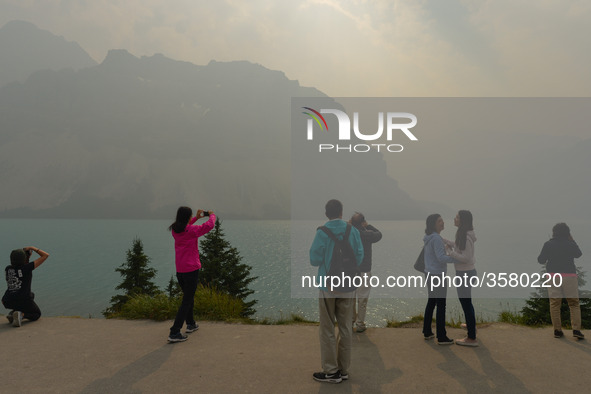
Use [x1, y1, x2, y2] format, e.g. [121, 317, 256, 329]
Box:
[3, 247, 50, 327]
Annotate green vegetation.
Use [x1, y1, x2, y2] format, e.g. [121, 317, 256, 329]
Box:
[386, 314, 493, 328]
[498, 310, 526, 325]
[105, 229, 258, 322]
[116, 293, 178, 321]
[109, 284, 246, 322]
[256, 313, 318, 326]
[165, 275, 182, 299]
[386, 315, 426, 328]
[103, 238, 159, 317]
[199, 218, 258, 317]
[386, 310, 490, 328]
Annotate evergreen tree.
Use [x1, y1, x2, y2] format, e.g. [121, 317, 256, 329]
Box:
[103, 238, 159, 316]
[166, 275, 182, 299]
[199, 218, 258, 316]
[521, 266, 591, 328]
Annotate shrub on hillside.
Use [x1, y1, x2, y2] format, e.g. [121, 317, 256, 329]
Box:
[111, 285, 245, 321]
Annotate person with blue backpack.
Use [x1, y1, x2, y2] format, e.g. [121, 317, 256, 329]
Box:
[309, 199, 363, 384]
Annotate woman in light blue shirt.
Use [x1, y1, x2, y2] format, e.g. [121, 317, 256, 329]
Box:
[422, 214, 457, 345]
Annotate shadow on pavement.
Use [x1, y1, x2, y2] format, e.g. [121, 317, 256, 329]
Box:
[432, 340, 531, 393]
[316, 331, 402, 394]
[79, 344, 174, 394]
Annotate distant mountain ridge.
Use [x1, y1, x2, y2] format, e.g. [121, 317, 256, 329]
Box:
[0, 21, 446, 219]
[0, 20, 97, 88]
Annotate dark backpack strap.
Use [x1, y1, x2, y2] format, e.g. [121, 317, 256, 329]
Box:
[318, 226, 336, 241]
[344, 223, 351, 242]
[318, 224, 351, 243]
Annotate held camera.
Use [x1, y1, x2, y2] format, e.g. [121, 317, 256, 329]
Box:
[202, 210, 210, 217]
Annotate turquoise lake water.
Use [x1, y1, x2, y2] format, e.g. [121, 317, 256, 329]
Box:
[1, 219, 589, 326]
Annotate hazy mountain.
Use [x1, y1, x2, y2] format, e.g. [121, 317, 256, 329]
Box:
[424, 131, 591, 221]
[474, 135, 591, 221]
[0, 43, 443, 219]
[3, 21, 584, 221]
[380, 98, 591, 221]
[0, 20, 97, 88]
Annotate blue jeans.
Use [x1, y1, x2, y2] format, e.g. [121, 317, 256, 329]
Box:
[170, 270, 199, 334]
[423, 274, 448, 340]
[456, 269, 477, 340]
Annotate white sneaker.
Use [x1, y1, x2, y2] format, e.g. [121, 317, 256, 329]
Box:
[12, 311, 22, 327]
[456, 337, 478, 347]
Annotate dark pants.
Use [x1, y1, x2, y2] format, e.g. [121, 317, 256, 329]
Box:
[423, 275, 448, 340]
[456, 270, 477, 340]
[170, 270, 199, 334]
[2, 292, 42, 321]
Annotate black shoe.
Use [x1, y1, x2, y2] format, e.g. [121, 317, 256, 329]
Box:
[186, 324, 199, 333]
[554, 330, 564, 338]
[168, 332, 188, 343]
[339, 370, 349, 381]
[573, 330, 585, 339]
[424, 333, 435, 340]
[313, 371, 342, 383]
[437, 337, 454, 345]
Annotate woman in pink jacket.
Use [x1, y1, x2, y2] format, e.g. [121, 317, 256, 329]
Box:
[167, 206, 216, 343]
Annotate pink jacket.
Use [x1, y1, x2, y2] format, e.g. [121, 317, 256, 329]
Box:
[172, 214, 216, 273]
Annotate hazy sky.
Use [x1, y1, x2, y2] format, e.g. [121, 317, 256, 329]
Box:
[1, 0, 590, 97]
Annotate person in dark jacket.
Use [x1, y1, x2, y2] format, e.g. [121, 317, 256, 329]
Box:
[537, 222, 584, 339]
[2, 247, 50, 327]
[350, 212, 382, 333]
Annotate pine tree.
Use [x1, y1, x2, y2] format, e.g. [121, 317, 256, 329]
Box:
[103, 238, 159, 316]
[521, 266, 591, 328]
[166, 275, 182, 299]
[199, 218, 258, 316]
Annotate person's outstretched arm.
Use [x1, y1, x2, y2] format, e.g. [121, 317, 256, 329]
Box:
[194, 211, 216, 236]
[25, 246, 50, 269]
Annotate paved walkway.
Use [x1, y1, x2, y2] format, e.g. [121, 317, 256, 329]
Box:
[2, 317, 590, 393]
